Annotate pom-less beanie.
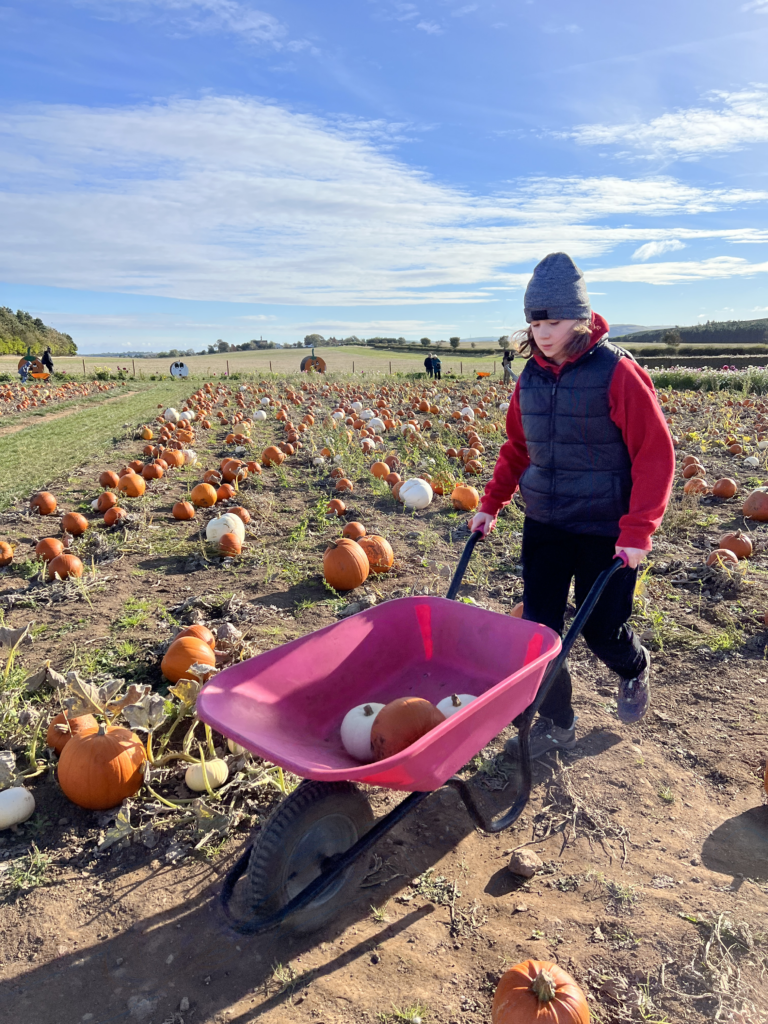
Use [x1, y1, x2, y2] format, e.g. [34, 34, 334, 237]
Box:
[523, 252, 591, 323]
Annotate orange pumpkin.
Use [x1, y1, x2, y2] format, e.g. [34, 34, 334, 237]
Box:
[358, 535, 394, 573]
[95, 491, 117, 513]
[31, 491, 57, 516]
[712, 478, 737, 498]
[370, 461, 390, 479]
[342, 521, 366, 540]
[141, 462, 164, 480]
[191, 483, 218, 508]
[48, 553, 84, 580]
[719, 530, 752, 559]
[706, 548, 739, 568]
[58, 724, 146, 810]
[35, 537, 64, 562]
[683, 477, 709, 495]
[61, 512, 89, 536]
[46, 712, 99, 755]
[0, 541, 13, 567]
[218, 532, 242, 556]
[99, 471, 120, 489]
[327, 498, 346, 516]
[323, 538, 370, 591]
[160, 636, 217, 683]
[335, 477, 354, 492]
[172, 501, 195, 521]
[216, 483, 236, 502]
[370, 698, 445, 761]
[176, 624, 216, 649]
[451, 484, 480, 511]
[492, 960, 589, 1024]
[743, 487, 768, 521]
[116, 472, 146, 498]
[262, 445, 285, 467]
[228, 506, 251, 524]
[103, 506, 127, 526]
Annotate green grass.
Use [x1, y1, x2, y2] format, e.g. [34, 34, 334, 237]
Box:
[0, 380, 186, 510]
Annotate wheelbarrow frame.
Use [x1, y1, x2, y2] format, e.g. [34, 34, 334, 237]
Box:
[219, 530, 628, 933]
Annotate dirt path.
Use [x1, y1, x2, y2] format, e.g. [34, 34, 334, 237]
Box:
[0, 391, 138, 438]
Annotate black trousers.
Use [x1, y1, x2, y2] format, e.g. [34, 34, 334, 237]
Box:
[521, 517, 645, 728]
[434, 368, 441, 380]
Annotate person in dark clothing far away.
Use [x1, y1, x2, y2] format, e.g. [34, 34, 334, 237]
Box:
[501, 348, 515, 384]
[431, 354, 441, 380]
[41, 347, 54, 372]
[469, 252, 674, 760]
[423, 353, 434, 378]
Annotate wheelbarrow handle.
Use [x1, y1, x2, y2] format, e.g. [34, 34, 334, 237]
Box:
[445, 529, 484, 600]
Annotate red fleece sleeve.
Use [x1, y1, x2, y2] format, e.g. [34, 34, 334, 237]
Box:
[609, 358, 675, 551]
[480, 381, 530, 516]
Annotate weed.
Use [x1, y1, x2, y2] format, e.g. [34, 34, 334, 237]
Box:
[658, 785, 675, 804]
[377, 1005, 429, 1023]
[5, 844, 50, 893]
[370, 902, 389, 923]
[411, 868, 459, 906]
[114, 597, 152, 630]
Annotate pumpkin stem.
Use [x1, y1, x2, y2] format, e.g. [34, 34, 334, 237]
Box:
[363, 705, 374, 716]
[451, 694, 461, 707]
[97, 723, 107, 736]
[531, 969, 558, 1004]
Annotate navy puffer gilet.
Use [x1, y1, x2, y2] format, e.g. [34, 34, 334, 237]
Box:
[518, 341, 633, 536]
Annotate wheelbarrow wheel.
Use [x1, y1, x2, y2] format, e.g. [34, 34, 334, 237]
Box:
[247, 779, 374, 934]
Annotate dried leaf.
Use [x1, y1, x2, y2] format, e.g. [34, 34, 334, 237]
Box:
[122, 694, 168, 733]
[188, 662, 217, 681]
[105, 683, 151, 717]
[168, 678, 203, 704]
[0, 750, 16, 789]
[97, 803, 135, 851]
[24, 662, 67, 693]
[63, 675, 105, 718]
[192, 798, 231, 838]
[0, 623, 31, 648]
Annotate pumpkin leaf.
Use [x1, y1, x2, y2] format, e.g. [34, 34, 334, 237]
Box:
[24, 661, 67, 693]
[97, 803, 136, 851]
[105, 683, 151, 717]
[63, 674, 105, 718]
[188, 662, 218, 681]
[0, 623, 32, 648]
[121, 694, 168, 733]
[0, 750, 16, 790]
[168, 678, 203, 704]
[191, 798, 231, 838]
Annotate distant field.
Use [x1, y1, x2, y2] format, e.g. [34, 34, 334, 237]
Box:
[0, 346, 509, 378]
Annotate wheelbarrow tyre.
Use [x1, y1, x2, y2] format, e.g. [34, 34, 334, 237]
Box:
[247, 779, 374, 934]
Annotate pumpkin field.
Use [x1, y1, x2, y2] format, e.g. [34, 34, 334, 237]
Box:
[0, 369, 766, 1024]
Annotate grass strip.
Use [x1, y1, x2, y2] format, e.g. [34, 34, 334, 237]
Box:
[0, 381, 184, 510]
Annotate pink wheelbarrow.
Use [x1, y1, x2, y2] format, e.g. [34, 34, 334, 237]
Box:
[198, 532, 628, 933]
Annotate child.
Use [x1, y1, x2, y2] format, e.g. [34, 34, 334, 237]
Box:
[469, 253, 674, 759]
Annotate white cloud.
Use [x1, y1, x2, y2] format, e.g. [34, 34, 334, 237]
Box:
[632, 239, 686, 261]
[588, 257, 768, 286]
[416, 19, 442, 33]
[742, 0, 768, 10]
[452, 4, 478, 15]
[542, 23, 582, 33]
[76, 0, 316, 51]
[564, 87, 768, 159]
[0, 96, 767, 304]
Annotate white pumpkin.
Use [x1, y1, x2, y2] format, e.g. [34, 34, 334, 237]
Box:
[360, 409, 374, 421]
[164, 407, 180, 423]
[498, 402, 510, 413]
[206, 513, 246, 545]
[332, 411, 344, 420]
[0, 787, 35, 830]
[313, 457, 325, 467]
[180, 410, 195, 422]
[399, 478, 433, 509]
[182, 448, 198, 465]
[260, 397, 271, 406]
[743, 456, 760, 468]
[401, 423, 416, 435]
[254, 410, 267, 421]
[340, 702, 385, 761]
[185, 758, 229, 791]
[226, 738, 245, 755]
[460, 406, 475, 420]
[758, 440, 768, 451]
[368, 417, 386, 433]
[436, 693, 478, 718]
[351, 401, 363, 413]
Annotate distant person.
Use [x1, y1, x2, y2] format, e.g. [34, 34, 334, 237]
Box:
[502, 348, 516, 385]
[41, 347, 54, 373]
[432, 353, 441, 380]
[18, 359, 31, 383]
[423, 353, 434, 378]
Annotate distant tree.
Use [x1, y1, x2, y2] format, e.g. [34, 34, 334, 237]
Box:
[397, 337, 406, 344]
[662, 329, 682, 350]
[470, 342, 475, 349]
[304, 333, 325, 347]
[216, 339, 229, 352]
[498, 335, 510, 349]
[420, 337, 431, 347]
[435, 339, 445, 348]
[449, 337, 460, 350]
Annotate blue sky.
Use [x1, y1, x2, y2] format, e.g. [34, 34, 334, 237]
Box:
[1, 0, 768, 352]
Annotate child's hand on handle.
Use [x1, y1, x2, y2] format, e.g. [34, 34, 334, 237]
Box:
[468, 511, 497, 537]
[616, 546, 647, 569]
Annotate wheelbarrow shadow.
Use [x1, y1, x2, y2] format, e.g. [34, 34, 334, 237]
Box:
[701, 804, 768, 883]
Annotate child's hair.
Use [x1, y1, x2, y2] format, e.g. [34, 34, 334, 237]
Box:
[513, 319, 592, 360]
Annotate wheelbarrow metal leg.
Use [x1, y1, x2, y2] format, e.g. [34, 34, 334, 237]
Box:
[221, 789, 431, 934]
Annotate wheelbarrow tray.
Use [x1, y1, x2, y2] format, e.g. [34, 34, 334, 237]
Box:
[198, 595, 560, 792]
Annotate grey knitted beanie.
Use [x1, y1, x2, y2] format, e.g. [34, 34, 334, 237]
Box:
[523, 252, 591, 323]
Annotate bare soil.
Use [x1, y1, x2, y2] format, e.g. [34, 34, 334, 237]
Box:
[0, 379, 766, 1024]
